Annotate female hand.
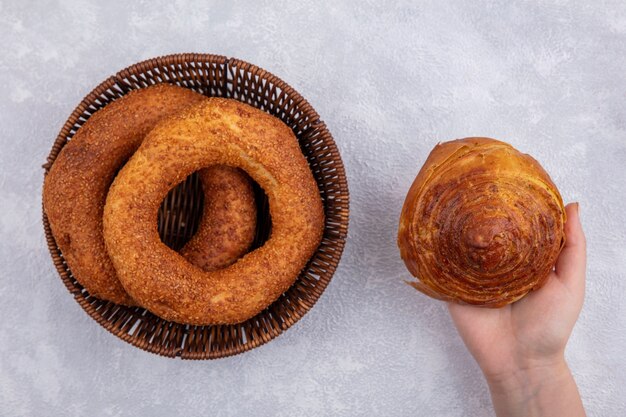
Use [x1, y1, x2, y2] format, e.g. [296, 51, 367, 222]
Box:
[448, 202, 586, 417]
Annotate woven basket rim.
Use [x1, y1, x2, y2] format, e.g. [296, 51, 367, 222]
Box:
[42, 53, 350, 359]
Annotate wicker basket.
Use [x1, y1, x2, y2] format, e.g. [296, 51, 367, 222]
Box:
[42, 53, 349, 359]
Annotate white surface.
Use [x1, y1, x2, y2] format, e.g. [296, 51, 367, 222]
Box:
[1, 1, 625, 416]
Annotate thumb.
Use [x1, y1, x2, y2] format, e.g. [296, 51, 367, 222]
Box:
[555, 202, 586, 294]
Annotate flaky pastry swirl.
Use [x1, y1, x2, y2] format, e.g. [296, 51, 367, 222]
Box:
[398, 137, 566, 307]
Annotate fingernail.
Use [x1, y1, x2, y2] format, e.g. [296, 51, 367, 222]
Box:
[575, 202, 580, 218]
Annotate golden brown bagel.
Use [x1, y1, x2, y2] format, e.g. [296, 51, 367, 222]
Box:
[43, 84, 256, 305]
[180, 166, 256, 271]
[398, 137, 566, 307]
[103, 98, 325, 325]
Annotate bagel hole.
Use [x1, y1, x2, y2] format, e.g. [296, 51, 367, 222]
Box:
[250, 180, 272, 250]
[157, 171, 272, 253]
[157, 171, 205, 251]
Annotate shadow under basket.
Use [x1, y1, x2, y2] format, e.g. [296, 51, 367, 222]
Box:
[42, 53, 350, 359]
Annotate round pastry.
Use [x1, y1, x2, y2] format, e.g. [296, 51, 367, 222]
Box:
[43, 84, 256, 305]
[103, 98, 325, 325]
[398, 137, 566, 307]
[179, 165, 256, 271]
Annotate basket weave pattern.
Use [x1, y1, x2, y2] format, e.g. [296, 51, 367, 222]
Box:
[42, 53, 349, 359]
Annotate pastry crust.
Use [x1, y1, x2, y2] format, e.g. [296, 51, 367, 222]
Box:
[43, 85, 256, 305]
[103, 98, 325, 325]
[180, 166, 256, 271]
[398, 137, 566, 307]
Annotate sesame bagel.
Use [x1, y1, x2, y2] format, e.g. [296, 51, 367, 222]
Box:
[103, 98, 325, 324]
[44, 85, 256, 305]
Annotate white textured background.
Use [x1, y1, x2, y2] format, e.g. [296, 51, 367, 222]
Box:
[1, 1, 625, 416]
